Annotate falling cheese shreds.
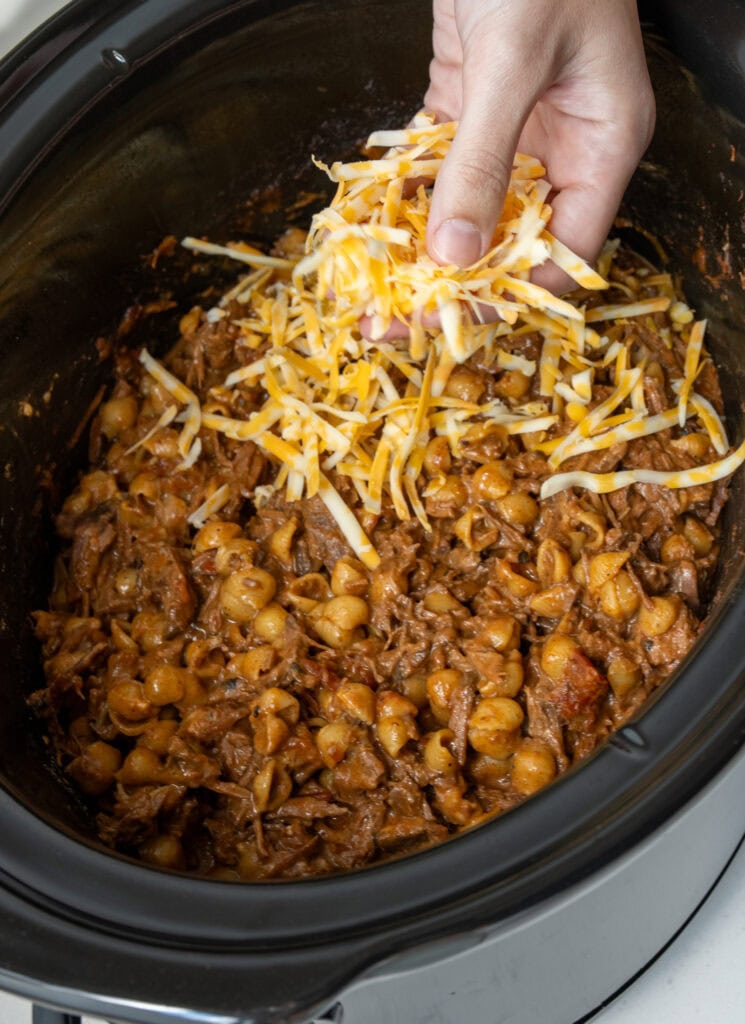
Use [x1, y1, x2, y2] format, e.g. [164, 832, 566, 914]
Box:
[571, 369, 593, 402]
[554, 381, 586, 407]
[504, 414, 558, 435]
[539, 335, 563, 397]
[178, 402, 202, 463]
[140, 348, 198, 407]
[179, 435, 203, 471]
[128, 113, 745, 564]
[202, 406, 283, 442]
[224, 358, 267, 388]
[597, 238, 621, 280]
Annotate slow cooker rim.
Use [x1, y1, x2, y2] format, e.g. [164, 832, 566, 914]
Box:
[1, 0, 745, 966]
[0, 0, 304, 218]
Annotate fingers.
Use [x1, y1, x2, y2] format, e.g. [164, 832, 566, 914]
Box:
[532, 175, 630, 294]
[531, 95, 655, 291]
[531, 160, 642, 294]
[358, 315, 410, 341]
[426, 3, 559, 268]
[426, 64, 542, 267]
[424, 0, 655, 282]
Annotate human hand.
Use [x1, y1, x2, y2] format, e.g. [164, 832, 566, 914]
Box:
[425, 0, 656, 291]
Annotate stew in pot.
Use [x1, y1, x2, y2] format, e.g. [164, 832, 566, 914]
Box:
[30, 118, 742, 878]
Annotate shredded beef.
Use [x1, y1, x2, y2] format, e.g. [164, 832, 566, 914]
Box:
[30, 244, 731, 878]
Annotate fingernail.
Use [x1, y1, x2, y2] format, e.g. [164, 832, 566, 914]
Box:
[432, 218, 484, 267]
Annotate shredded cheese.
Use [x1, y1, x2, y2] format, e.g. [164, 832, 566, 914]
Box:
[541, 436, 745, 499]
[188, 484, 231, 529]
[677, 318, 706, 427]
[132, 114, 745, 559]
[125, 404, 178, 456]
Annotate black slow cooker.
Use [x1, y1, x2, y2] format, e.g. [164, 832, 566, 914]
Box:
[1, 2, 745, 1023]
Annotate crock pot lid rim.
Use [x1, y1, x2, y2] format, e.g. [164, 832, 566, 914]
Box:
[0, 0, 309, 214]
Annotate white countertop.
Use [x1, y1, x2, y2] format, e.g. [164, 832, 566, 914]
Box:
[1, 2, 744, 1022]
[0, 0, 64, 53]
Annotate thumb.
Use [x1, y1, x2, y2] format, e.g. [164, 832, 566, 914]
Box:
[426, 29, 548, 267]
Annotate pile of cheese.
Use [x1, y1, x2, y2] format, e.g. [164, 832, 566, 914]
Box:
[138, 112, 745, 569]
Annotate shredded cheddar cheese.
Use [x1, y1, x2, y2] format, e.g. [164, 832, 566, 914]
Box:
[540, 436, 745, 500]
[138, 113, 745, 562]
[188, 483, 232, 530]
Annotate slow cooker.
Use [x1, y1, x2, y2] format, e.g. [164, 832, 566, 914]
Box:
[1, 2, 745, 1022]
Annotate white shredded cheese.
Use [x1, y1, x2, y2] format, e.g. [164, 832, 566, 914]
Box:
[188, 483, 231, 529]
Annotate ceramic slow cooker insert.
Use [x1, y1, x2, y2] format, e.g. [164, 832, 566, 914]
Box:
[1, 2, 745, 1022]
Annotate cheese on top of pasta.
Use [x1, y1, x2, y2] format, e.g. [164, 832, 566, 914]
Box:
[139, 112, 745, 568]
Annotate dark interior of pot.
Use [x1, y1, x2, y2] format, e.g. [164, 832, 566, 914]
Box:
[1, 0, 745, 853]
